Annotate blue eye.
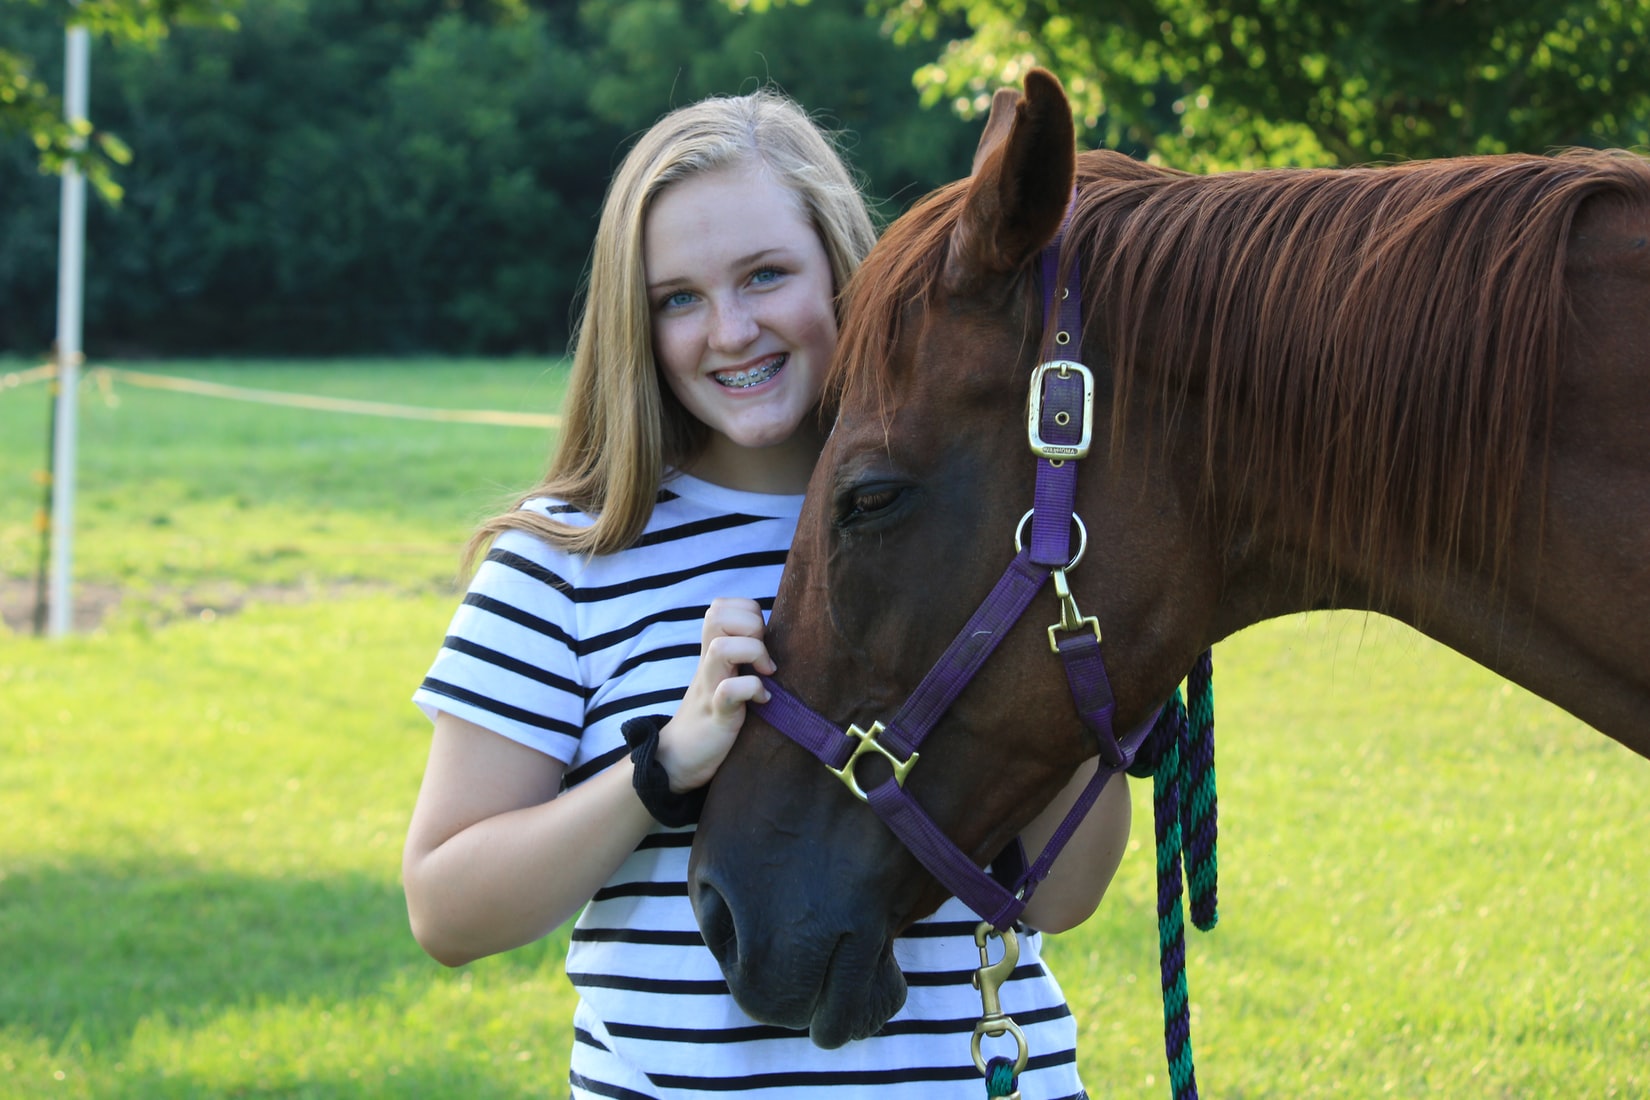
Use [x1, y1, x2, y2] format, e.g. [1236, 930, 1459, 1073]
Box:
[662, 290, 696, 310]
[750, 267, 784, 286]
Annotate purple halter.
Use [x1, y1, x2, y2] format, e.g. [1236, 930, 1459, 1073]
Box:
[751, 205, 1160, 932]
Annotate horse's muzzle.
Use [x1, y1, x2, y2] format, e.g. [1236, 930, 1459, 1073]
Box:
[689, 862, 908, 1048]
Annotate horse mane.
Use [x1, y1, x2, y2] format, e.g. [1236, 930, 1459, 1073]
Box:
[833, 145, 1650, 591]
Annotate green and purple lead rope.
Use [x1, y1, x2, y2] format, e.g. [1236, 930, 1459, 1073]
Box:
[984, 1055, 1018, 1099]
[981, 652, 1217, 1100]
[1129, 649, 1218, 1100]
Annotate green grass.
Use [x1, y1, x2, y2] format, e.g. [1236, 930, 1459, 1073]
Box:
[2, 595, 580, 1098]
[0, 358, 567, 603]
[2, 358, 1646, 1098]
[1053, 614, 1648, 1097]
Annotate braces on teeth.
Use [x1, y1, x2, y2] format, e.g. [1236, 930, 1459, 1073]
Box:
[718, 359, 783, 388]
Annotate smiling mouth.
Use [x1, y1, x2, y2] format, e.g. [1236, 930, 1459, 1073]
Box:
[714, 355, 786, 389]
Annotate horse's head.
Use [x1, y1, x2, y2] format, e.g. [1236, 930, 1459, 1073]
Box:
[687, 71, 1217, 1047]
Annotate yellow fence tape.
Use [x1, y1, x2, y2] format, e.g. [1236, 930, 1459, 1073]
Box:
[1, 364, 61, 392]
[2, 362, 561, 429]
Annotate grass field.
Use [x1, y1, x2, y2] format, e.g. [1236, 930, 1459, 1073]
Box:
[2, 358, 1646, 1098]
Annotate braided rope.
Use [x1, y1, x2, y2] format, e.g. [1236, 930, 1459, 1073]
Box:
[1132, 650, 1218, 1100]
[1183, 652, 1219, 932]
[984, 1055, 1019, 1099]
[1152, 694, 1199, 1100]
[978, 652, 1218, 1100]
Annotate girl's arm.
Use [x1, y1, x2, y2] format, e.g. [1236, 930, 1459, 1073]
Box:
[1015, 761, 1132, 933]
[402, 713, 650, 967]
[401, 597, 774, 967]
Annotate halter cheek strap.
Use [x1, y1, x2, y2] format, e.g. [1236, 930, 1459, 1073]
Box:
[751, 207, 1159, 932]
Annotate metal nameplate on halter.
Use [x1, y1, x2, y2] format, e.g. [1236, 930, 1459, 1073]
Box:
[828, 721, 918, 802]
[1026, 360, 1094, 460]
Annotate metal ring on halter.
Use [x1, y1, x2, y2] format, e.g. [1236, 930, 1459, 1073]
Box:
[1013, 510, 1088, 570]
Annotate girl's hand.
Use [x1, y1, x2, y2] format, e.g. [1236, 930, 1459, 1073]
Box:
[655, 597, 774, 792]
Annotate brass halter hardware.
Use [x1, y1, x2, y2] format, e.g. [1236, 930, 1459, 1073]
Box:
[1012, 510, 1089, 567]
[1026, 360, 1095, 460]
[1047, 566, 1102, 652]
[826, 721, 919, 803]
[1012, 511, 1101, 651]
[971, 922, 1030, 1080]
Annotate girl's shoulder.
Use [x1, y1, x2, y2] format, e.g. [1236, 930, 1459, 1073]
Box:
[654, 471, 807, 523]
[515, 494, 597, 529]
[490, 475, 803, 596]
[513, 476, 801, 541]
[485, 496, 595, 588]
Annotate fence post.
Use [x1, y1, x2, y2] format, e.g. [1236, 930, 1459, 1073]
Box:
[48, 23, 89, 638]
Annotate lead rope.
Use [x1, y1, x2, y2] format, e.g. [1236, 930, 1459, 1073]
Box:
[1129, 649, 1218, 1100]
[984, 1057, 1020, 1100]
[978, 651, 1216, 1100]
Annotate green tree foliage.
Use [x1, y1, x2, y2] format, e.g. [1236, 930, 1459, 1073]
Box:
[581, 0, 981, 210]
[1, 0, 240, 201]
[878, 0, 1650, 169]
[0, 0, 977, 355]
[3, 0, 581, 353]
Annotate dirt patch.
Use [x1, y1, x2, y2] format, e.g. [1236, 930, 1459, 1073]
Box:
[1, 578, 122, 634]
[0, 577, 415, 634]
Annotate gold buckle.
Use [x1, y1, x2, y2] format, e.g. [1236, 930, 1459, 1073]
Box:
[827, 721, 919, 802]
[1026, 360, 1094, 460]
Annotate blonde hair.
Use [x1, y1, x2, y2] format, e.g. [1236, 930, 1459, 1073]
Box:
[464, 90, 877, 568]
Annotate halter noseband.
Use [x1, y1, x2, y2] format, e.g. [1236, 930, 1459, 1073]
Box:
[750, 203, 1161, 934]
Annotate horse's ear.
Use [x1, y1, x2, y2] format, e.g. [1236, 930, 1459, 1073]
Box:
[971, 88, 1022, 175]
[945, 68, 1076, 297]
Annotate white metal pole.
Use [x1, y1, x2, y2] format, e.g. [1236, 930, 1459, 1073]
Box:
[48, 24, 89, 638]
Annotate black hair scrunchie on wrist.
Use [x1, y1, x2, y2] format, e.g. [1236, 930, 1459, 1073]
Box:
[621, 715, 707, 828]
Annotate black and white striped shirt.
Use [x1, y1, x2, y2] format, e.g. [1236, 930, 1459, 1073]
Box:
[415, 472, 1087, 1099]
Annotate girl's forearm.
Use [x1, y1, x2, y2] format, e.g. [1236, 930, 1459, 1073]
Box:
[405, 760, 655, 966]
[1017, 761, 1132, 933]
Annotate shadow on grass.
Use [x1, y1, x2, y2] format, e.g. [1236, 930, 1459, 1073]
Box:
[0, 857, 539, 1050]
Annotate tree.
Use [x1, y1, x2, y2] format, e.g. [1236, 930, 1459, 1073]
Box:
[586, 0, 981, 210]
[1, 0, 241, 201]
[1, 0, 982, 355]
[875, 0, 1650, 169]
[1, 0, 578, 353]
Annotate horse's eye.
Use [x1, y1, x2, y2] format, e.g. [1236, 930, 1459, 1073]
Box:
[835, 482, 910, 528]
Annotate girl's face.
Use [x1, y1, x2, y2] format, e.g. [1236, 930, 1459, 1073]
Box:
[644, 163, 838, 493]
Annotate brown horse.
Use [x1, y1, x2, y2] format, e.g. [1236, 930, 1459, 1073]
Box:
[688, 69, 1650, 1049]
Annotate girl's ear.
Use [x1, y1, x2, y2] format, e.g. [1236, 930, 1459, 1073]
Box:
[944, 68, 1077, 298]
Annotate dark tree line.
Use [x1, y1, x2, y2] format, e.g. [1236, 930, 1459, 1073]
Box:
[0, 0, 980, 356]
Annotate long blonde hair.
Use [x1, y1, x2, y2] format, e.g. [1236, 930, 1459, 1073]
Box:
[464, 91, 877, 568]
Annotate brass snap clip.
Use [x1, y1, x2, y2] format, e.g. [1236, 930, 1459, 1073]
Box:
[1046, 566, 1102, 653]
[971, 922, 1030, 1083]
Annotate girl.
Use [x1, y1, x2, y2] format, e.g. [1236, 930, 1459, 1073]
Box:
[402, 89, 1131, 1099]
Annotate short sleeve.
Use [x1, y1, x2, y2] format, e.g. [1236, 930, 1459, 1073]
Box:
[413, 529, 586, 763]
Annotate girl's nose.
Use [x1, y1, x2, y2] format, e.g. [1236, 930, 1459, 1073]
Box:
[708, 297, 759, 352]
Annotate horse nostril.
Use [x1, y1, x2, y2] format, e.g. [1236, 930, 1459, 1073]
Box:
[695, 880, 740, 969]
